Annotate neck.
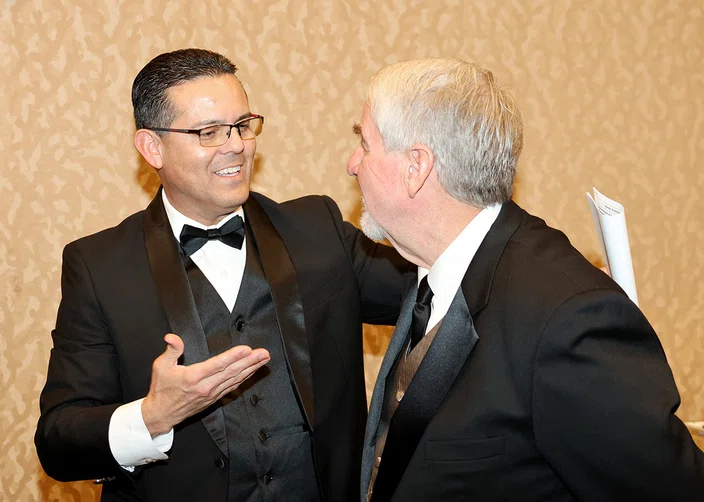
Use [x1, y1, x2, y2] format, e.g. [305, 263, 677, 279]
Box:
[391, 194, 482, 270]
[162, 188, 240, 227]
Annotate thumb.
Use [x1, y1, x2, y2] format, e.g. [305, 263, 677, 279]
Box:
[162, 333, 184, 364]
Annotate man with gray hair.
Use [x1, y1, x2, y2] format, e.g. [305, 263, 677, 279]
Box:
[348, 58, 704, 501]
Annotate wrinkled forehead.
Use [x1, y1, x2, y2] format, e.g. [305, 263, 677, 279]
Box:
[166, 74, 250, 123]
[360, 102, 378, 134]
[166, 74, 247, 105]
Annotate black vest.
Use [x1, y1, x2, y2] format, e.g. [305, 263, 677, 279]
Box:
[185, 231, 320, 502]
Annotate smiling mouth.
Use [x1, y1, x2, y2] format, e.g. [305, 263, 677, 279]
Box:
[215, 166, 241, 176]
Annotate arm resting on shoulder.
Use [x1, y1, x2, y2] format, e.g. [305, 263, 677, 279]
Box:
[321, 196, 412, 325]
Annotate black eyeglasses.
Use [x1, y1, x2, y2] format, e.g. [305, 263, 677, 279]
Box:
[148, 114, 264, 147]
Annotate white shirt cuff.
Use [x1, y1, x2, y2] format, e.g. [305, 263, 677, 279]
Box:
[108, 398, 174, 471]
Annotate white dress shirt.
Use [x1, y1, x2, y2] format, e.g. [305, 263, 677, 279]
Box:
[108, 191, 247, 469]
[419, 204, 502, 334]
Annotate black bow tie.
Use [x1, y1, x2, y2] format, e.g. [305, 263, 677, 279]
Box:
[179, 215, 245, 257]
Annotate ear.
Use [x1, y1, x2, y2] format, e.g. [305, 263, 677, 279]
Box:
[134, 129, 164, 170]
[405, 144, 434, 198]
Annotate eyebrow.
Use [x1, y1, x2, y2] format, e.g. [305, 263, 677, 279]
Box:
[353, 123, 369, 150]
[192, 112, 254, 128]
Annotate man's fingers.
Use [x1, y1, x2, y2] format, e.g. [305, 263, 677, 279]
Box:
[189, 345, 267, 380]
[218, 349, 270, 382]
[209, 357, 271, 401]
[227, 353, 270, 384]
[198, 350, 270, 397]
[161, 333, 185, 364]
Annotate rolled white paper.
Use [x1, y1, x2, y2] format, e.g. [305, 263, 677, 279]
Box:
[586, 187, 639, 306]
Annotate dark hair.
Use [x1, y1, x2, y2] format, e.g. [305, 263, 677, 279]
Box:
[131, 48, 238, 130]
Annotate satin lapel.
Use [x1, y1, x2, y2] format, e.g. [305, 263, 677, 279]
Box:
[243, 196, 315, 430]
[371, 289, 477, 501]
[143, 189, 228, 457]
[360, 279, 417, 500]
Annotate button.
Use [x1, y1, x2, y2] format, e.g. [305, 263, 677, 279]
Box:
[258, 431, 268, 442]
[250, 394, 260, 405]
[262, 473, 273, 485]
[235, 318, 245, 331]
[396, 389, 404, 402]
[214, 458, 225, 469]
[374, 456, 382, 467]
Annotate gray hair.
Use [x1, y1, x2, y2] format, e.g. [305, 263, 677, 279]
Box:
[366, 58, 523, 207]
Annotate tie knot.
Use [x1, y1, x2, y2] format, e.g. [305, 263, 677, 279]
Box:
[409, 276, 434, 351]
[416, 276, 433, 307]
[216, 214, 245, 235]
[180, 215, 245, 257]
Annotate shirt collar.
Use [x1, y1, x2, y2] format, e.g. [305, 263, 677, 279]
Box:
[161, 190, 246, 241]
[418, 203, 502, 316]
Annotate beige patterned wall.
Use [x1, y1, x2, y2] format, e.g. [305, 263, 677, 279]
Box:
[2, 0, 703, 499]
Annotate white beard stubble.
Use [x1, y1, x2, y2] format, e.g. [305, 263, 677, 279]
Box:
[359, 197, 388, 242]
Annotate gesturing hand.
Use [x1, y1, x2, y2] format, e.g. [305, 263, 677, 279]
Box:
[142, 333, 270, 436]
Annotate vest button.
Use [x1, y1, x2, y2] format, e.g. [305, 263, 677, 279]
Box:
[396, 389, 404, 402]
[258, 431, 268, 442]
[214, 458, 225, 469]
[235, 318, 245, 331]
[375, 456, 382, 468]
[262, 473, 273, 485]
[250, 394, 260, 405]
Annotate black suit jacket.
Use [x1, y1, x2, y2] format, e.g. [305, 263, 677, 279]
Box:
[35, 190, 410, 502]
[364, 201, 704, 502]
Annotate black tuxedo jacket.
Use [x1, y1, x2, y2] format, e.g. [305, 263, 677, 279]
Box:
[364, 201, 704, 502]
[35, 191, 410, 502]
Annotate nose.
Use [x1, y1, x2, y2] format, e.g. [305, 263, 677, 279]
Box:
[219, 127, 246, 154]
[347, 146, 362, 177]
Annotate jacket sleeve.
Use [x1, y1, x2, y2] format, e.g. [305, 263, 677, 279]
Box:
[321, 195, 413, 325]
[35, 243, 126, 482]
[533, 288, 704, 501]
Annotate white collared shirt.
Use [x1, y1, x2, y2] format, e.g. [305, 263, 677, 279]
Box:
[162, 191, 247, 312]
[419, 204, 502, 333]
[108, 191, 247, 469]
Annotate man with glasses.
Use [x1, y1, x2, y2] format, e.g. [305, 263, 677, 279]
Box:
[35, 48, 409, 502]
